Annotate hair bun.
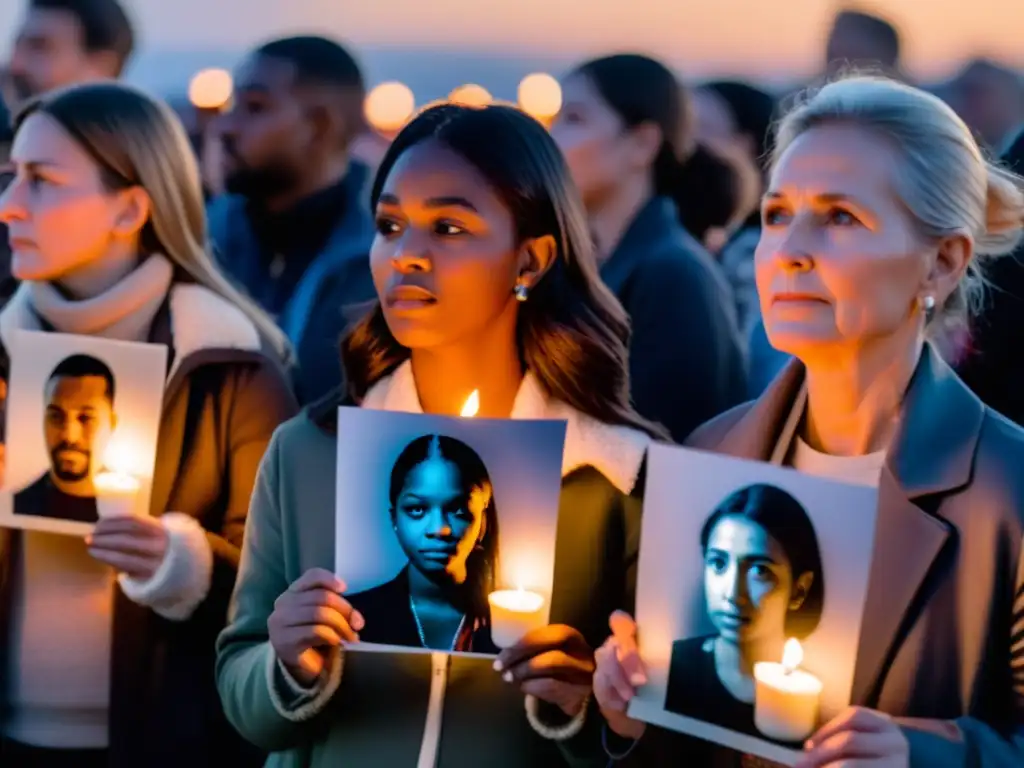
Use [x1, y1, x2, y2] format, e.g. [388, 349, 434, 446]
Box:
[977, 163, 1024, 258]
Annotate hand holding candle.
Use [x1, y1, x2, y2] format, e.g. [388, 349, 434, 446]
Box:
[494, 623, 595, 719]
[753, 639, 823, 743]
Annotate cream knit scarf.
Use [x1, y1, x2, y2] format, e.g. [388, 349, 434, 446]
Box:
[28, 255, 174, 342]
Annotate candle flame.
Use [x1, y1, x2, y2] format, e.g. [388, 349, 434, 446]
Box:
[460, 390, 480, 417]
[102, 441, 134, 475]
[781, 638, 803, 674]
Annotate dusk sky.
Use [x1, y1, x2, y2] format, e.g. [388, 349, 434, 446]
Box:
[1, 0, 1021, 99]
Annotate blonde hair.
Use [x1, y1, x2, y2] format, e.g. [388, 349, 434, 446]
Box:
[14, 82, 292, 363]
[772, 74, 1024, 339]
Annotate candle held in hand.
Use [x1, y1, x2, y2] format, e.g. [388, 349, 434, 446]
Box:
[488, 588, 546, 648]
[93, 470, 141, 519]
[753, 638, 822, 743]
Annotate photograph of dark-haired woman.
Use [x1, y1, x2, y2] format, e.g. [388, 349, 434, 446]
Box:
[331, 406, 566, 658]
[346, 434, 501, 653]
[664, 483, 824, 743]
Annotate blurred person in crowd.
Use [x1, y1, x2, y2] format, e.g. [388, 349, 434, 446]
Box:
[955, 125, 1024, 426]
[4, 0, 134, 107]
[590, 75, 1024, 768]
[695, 144, 760, 255]
[694, 80, 779, 336]
[551, 53, 747, 443]
[0, 82, 297, 767]
[0, 94, 14, 306]
[208, 35, 376, 406]
[693, 81, 777, 180]
[823, 8, 903, 81]
[217, 102, 661, 768]
[945, 58, 1024, 153]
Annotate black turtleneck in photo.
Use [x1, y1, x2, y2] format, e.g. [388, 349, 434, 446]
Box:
[13, 473, 99, 524]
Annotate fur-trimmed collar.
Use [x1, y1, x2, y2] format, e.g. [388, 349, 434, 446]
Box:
[0, 282, 262, 381]
[362, 361, 651, 495]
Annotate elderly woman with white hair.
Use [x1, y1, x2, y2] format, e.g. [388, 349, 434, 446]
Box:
[582, 75, 1024, 768]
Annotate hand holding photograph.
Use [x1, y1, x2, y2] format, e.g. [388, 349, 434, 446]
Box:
[628, 446, 879, 765]
[334, 402, 566, 656]
[0, 331, 167, 536]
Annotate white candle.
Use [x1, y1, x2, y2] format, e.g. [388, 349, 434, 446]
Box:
[93, 471, 141, 519]
[488, 588, 546, 648]
[753, 639, 822, 743]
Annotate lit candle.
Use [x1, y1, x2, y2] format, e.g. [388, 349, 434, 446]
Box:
[93, 470, 141, 519]
[460, 390, 480, 418]
[488, 587, 547, 648]
[753, 638, 823, 743]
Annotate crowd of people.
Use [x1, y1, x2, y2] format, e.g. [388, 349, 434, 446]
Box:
[0, 0, 1021, 767]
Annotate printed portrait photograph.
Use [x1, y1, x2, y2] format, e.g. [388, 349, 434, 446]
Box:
[628, 445, 880, 765]
[0, 330, 168, 537]
[335, 406, 567, 657]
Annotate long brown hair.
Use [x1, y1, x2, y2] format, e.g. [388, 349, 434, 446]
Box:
[342, 103, 666, 439]
[13, 82, 292, 362]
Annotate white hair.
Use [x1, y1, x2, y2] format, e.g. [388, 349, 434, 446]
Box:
[772, 75, 1024, 339]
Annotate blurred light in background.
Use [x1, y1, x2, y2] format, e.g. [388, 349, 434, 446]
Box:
[517, 73, 562, 120]
[364, 81, 416, 134]
[448, 84, 492, 107]
[188, 68, 233, 110]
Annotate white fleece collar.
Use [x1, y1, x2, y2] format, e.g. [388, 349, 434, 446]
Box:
[361, 361, 651, 495]
[0, 282, 262, 382]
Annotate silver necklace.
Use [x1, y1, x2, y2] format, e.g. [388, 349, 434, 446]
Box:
[409, 596, 467, 651]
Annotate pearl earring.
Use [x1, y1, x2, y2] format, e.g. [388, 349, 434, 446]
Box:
[921, 294, 936, 323]
[514, 280, 529, 302]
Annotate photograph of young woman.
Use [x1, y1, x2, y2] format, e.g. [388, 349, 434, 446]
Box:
[664, 482, 824, 743]
[346, 433, 500, 653]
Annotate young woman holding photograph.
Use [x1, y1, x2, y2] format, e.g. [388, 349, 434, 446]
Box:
[216, 102, 663, 767]
[587, 75, 1024, 768]
[0, 82, 297, 767]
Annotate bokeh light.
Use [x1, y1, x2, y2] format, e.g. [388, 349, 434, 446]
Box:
[364, 81, 416, 134]
[517, 73, 562, 119]
[188, 68, 233, 110]
[448, 84, 492, 107]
